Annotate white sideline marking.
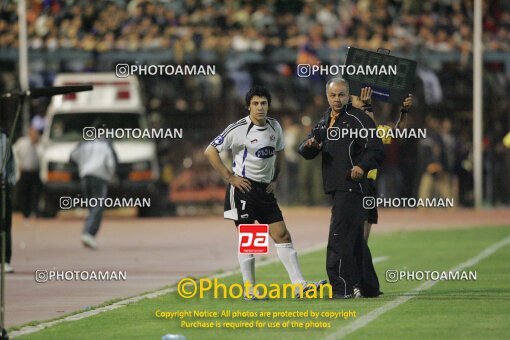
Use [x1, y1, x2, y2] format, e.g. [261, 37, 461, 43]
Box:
[373, 256, 388, 264]
[326, 236, 510, 339]
[10, 245, 388, 338]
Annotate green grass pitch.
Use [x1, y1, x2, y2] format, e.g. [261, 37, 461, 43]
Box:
[16, 225, 510, 339]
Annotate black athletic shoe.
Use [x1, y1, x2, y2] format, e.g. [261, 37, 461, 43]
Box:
[295, 279, 328, 298]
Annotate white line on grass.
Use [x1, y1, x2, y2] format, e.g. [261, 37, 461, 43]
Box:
[373, 256, 388, 264]
[326, 235, 510, 339]
[9, 236, 388, 339]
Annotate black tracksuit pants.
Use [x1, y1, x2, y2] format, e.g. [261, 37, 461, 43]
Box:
[18, 170, 41, 218]
[327, 190, 381, 297]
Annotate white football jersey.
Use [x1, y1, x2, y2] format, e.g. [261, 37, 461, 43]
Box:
[210, 116, 284, 183]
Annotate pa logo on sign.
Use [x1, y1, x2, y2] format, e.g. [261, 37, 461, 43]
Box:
[238, 224, 269, 254]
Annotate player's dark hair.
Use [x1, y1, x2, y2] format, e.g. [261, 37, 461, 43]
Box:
[245, 86, 271, 107]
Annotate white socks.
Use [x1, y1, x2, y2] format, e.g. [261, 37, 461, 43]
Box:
[275, 243, 306, 285]
[238, 253, 255, 295]
[238, 243, 306, 297]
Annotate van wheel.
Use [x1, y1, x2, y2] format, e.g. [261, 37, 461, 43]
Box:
[40, 199, 58, 218]
[137, 205, 160, 217]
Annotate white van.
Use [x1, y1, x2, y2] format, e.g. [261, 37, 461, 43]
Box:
[39, 73, 160, 217]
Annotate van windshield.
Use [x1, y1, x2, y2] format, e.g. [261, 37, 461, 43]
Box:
[49, 112, 147, 142]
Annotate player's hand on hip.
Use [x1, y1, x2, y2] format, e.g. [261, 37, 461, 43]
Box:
[351, 166, 365, 181]
[229, 175, 251, 193]
[266, 181, 277, 194]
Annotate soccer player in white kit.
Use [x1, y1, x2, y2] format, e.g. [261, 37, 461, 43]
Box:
[204, 86, 326, 299]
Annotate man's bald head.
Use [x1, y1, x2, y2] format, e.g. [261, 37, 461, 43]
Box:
[326, 78, 350, 114]
[325, 77, 349, 94]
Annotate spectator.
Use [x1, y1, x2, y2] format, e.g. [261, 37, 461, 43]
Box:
[418, 117, 451, 200]
[279, 115, 300, 204]
[13, 127, 42, 220]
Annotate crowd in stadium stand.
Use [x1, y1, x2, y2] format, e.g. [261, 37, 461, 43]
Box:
[0, 0, 509, 53]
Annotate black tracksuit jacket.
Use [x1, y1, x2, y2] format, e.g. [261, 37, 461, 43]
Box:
[298, 104, 385, 194]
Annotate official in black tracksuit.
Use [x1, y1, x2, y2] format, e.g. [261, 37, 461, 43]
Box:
[298, 78, 385, 298]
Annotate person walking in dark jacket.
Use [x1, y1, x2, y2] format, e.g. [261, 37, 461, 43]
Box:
[70, 135, 117, 249]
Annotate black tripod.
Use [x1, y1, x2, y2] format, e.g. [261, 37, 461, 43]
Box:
[0, 85, 92, 339]
[0, 94, 23, 340]
[0, 177, 9, 340]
